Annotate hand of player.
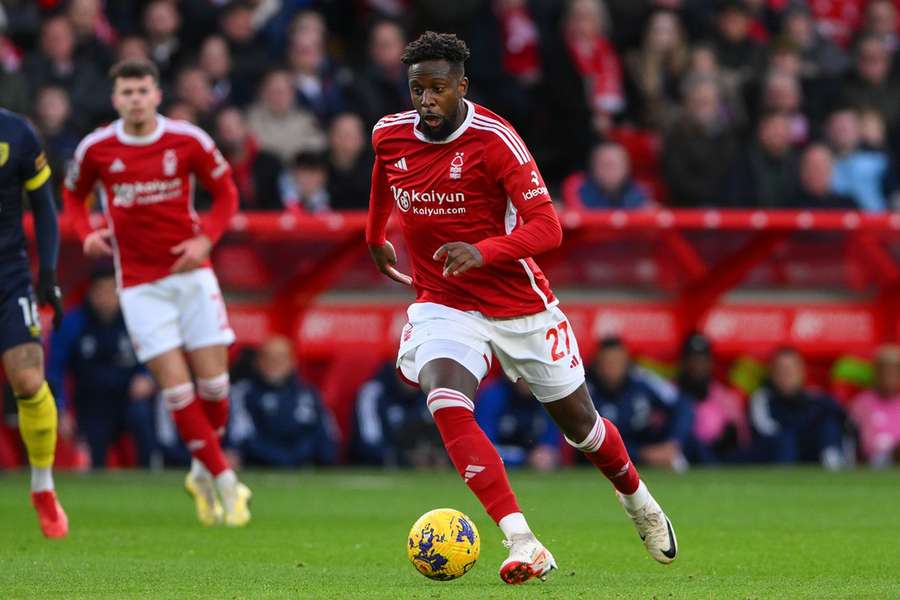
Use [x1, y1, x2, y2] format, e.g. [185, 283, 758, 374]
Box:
[170, 235, 212, 273]
[83, 228, 113, 258]
[37, 268, 64, 329]
[433, 242, 483, 277]
[369, 241, 412, 286]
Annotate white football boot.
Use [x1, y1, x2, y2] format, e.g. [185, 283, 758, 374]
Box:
[184, 472, 223, 526]
[220, 481, 252, 527]
[498, 533, 557, 584]
[617, 492, 678, 564]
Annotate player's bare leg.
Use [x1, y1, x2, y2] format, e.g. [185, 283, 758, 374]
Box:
[146, 348, 234, 526]
[3, 343, 67, 538]
[543, 384, 678, 563]
[419, 359, 556, 584]
[187, 345, 250, 527]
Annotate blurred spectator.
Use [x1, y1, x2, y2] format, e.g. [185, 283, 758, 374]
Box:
[32, 85, 80, 204]
[164, 100, 199, 125]
[142, 0, 185, 81]
[726, 111, 800, 207]
[47, 265, 156, 469]
[839, 35, 900, 132]
[327, 113, 372, 211]
[286, 13, 350, 124]
[214, 106, 282, 210]
[677, 332, 750, 463]
[586, 337, 693, 471]
[229, 337, 338, 467]
[491, 0, 542, 85]
[779, 3, 849, 79]
[759, 69, 809, 145]
[849, 345, 900, 467]
[826, 108, 895, 212]
[349, 362, 446, 468]
[219, 1, 269, 98]
[66, 0, 116, 72]
[198, 34, 246, 109]
[791, 143, 856, 209]
[711, 0, 765, 86]
[563, 142, 649, 210]
[0, 31, 29, 115]
[21, 15, 108, 128]
[624, 9, 690, 128]
[808, 0, 864, 49]
[246, 68, 326, 165]
[562, 0, 624, 133]
[174, 66, 215, 130]
[749, 348, 846, 469]
[662, 74, 738, 206]
[476, 378, 561, 471]
[115, 34, 150, 63]
[859, 0, 899, 55]
[354, 18, 411, 129]
[280, 151, 330, 213]
[687, 43, 747, 127]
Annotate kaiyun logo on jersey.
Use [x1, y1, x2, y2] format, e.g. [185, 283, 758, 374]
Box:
[390, 185, 466, 213]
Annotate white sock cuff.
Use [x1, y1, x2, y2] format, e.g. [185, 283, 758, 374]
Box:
[162, 382, 195, 411]
[498, 512, 531, 539]
[426, 387, 474, 415]
[197, 373, 230, 401]
[565, 411, 606, 453]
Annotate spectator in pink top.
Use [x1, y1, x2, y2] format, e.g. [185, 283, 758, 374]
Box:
[678, 332, 750, 463]
[850, 345, 900, 467]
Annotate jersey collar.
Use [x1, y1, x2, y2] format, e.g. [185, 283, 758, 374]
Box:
[115, 115, 166, 146]
[412, 99, 475, 144]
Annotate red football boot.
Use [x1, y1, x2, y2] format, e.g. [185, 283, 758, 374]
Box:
[31, 490, 69, 538]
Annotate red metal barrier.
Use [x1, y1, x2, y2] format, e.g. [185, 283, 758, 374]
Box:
[32, 209, 900, 430]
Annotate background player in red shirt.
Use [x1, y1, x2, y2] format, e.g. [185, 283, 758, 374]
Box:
[63, 60, 251, 527]
[368, 32, 678, 584]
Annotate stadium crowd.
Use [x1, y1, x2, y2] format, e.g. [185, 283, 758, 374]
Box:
[3, 0, 900, 211]
[2, 1, 900, 471]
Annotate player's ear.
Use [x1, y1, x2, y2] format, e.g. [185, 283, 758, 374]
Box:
[458, 76, 468, 97]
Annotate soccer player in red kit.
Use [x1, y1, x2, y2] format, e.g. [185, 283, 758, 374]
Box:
[63, 59, 251, 526]
[368, 32, 678, 583]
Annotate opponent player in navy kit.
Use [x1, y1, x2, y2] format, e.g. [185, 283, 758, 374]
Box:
[367, 32, 678, 584]
[0, 108, 67, 537]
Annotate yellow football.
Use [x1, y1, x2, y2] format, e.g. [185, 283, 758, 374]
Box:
[407, 508, 480, 581]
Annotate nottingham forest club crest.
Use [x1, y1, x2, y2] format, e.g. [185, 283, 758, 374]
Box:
[163, 149, 178, 176]
[449, 152, 464, 179]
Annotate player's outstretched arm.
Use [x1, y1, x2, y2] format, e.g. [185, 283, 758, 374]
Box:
[27, 181, 64, 328]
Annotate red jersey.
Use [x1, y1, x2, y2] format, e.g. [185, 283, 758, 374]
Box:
[367, 100, 562, 318]
[64, 116, 238, 288]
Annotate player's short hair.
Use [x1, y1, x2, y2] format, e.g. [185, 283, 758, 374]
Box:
[401, 31, 470, 72]
[109, 59, 160, 84]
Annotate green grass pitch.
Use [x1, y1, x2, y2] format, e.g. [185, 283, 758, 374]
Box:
[2, 468, 899, 599]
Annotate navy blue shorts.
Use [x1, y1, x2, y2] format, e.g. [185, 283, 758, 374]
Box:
[0, 263, 41, 355]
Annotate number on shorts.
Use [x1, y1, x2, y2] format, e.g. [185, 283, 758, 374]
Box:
[18, 297, 39, 327]
[545, 321, 571, 361]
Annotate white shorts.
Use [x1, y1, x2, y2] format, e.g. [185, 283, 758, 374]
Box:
[120, 267, 235, 363]
[397, 302, 586, 402]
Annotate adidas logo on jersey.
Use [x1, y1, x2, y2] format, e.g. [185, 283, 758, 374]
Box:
[109, 158, 126, 173]
[394, 157, 408, 171]
[464, 465, 485, 482]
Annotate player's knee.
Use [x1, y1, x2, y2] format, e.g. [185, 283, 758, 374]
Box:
[197, 373, 230, 401]
[161, 382, 196, 411]
[10, 368, 45, 399]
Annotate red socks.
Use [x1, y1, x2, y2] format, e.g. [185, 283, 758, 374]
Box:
[427, 388, 521, 524]
[197, 374, 230, 438]
[162, 383, 229, 476]
[571, 414, 641, 495]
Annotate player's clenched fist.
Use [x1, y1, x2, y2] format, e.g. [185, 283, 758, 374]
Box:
[433, 242, 483, 277]
[369, 241, 413, 286]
